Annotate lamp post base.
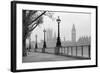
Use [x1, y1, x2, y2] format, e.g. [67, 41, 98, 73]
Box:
[35, 44, 38, 52]
[55, 37, 61, 55]
[42, 42, 46, 53]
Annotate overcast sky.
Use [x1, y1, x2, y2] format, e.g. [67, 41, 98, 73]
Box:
[30, 11, 91, 42]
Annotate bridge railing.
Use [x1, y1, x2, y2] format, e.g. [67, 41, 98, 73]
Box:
[35, 45, 91, 59]
[59, 45, 91, 59]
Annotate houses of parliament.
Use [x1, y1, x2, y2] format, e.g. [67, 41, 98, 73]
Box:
[32, 24, 91, 48]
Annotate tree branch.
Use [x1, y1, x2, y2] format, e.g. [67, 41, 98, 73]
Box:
[29, 11, 46, 28]
[23, 11, 47, 42]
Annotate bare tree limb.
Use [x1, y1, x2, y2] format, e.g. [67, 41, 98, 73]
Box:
[23, 11, 46, 40]
[28, 11, 46, 28]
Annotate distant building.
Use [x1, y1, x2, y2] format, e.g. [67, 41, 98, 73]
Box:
[53, 31, 57, 41]
[42, 28, 56, 47]
[77, 36, 91, 45]
[72, 24, 76, 42]
[46, 28, 53, 41]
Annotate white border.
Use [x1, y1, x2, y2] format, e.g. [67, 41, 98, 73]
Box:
[16, 3, 96, 70]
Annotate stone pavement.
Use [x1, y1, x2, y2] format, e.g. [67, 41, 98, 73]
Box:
[22, 51, 83, 63]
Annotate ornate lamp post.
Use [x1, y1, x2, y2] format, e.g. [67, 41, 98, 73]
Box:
[42, 29, 46, 53]
[35, 34, 38, 52]
[56, 16, 61, 54]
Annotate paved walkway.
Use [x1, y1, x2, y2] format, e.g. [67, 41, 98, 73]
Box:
[22, 51, 83, 63]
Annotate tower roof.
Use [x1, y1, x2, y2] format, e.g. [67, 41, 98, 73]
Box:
[72, 24, 76, 31]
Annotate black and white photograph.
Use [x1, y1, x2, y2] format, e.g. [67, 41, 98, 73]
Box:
[11, 1, 97, 72]
[22, 10, 91, 63]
